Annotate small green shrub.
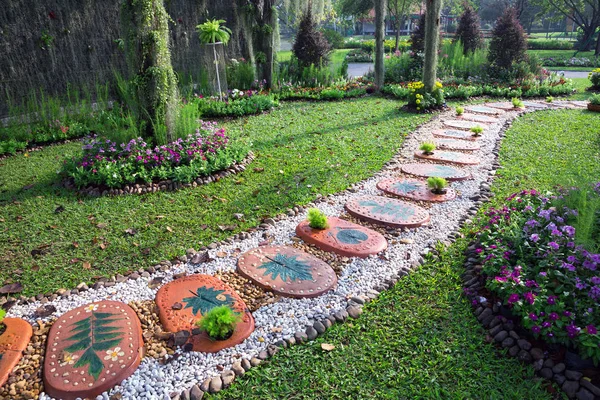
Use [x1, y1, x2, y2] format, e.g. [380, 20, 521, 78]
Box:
[527, 39, 574, 50]
[589, 68, 600, 89]
[407, 81, 445, 112]
[589, 93, 600, 106]
[455, 106, 464, 115]
[321, 29, 344, 49]
[419, 142, 436, 154]
[307, 208, 328, 229]
[0, 309, 6, 324]
[512, 97, 524, 108]
[197, 94, 278, 118]
[320, 88, 345, 100]
[227, 59, 255, 90]
[196, 305, 241, 340]
[546, 96, 554, 103]
[427, 177, 448, 193]
[470, 125, 484, 135]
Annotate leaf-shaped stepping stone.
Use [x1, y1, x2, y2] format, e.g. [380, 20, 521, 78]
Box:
[237, 246, 337, 298]
[296, 216, 387, 258]
[434, 138, 480, 151]
[432, 129, 478, 141]
[0, 318, 32, 388]
[345, 195, 430, 228]
[484, 102, 522, 111]
[414, 150, 480, 165]
[156, 275, 254, 352]
[458, 113, 499, 124]
[401, 163, 471, 181]
[43, 301, 143, 400]
[443, 120, 489, 131]
[465, 105, 505, 115]
[377, 178, 456, 202]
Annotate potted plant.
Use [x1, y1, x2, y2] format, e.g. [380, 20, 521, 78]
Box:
[196, 19, 232, 101]
[427, 177, 448, 195]
[419, 142, 436, 155]
[588, 93, 600, 112]
[307, 208, 329, 229]
[455, 106, 464, 116]
[470, 125, 484, 137]
[196, 305, 241, 341]
[512, 97, 524, 108]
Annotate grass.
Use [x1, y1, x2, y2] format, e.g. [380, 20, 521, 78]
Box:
[528, 49, 595, 59]
[0, 98, 429, 296]
[277, 49, 352, 74]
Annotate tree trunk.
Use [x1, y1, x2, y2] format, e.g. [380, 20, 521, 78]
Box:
[422, 0, 442, 92]
[375, 0, 386, 89]
[578, 26, 596, 52]
[254, 0, 276, 89]
[395, 21, 401, 51]
[596, 30, 600, 55]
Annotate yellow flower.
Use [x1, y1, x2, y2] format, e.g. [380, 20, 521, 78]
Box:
[435, 81, 443, 89]
[416, 99, 421, 104]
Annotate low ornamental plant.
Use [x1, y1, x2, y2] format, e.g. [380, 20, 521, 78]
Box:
[473, 188, 600, 364]
[546, 96, 554, 103]
[589, 93, 600, 106]
[407, 81, 444, 112]
[0, 309, 6, 334]
[195, 93, 278, 118]
[61, 121, 248, 188]
[470, 125, 484, 136]
[307, 208, 329, 229]
[512, 97, 524, 108]
[196, 305, 241, 341]
[419, 142, 436, 155]
[589, 68, 600, 89]
[455, 106, 464, 116]
[427, 176, 448, 194]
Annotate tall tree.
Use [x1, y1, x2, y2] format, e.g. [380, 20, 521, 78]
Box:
[422, 0, 443, 91]
[488, 7, 528, 69]
[121, 0, 179, 144]
[387, 0, 417, 51]
[455, 3, 484, 53]
[253, 0, 277, 88]
[375, 0, 386, 89]
[292, 4, 332, 66]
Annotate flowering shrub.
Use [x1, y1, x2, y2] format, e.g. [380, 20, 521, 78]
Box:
[278, 78, 371, 101]
[407, 81, 444, 111]
[589, 68, 600, 89]
[541, 57, 599, 68]
[195, 93, 278, 118]
[61, 121, 248, 188]
[474, 189, 600, 364]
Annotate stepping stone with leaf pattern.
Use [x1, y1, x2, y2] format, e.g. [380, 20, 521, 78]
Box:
[432, 129, 478, 141]
[443, 120, 489, 131]
[377, 178, 456, 202]
[458, 113, 499, 124]
[401, 163, 471, 181]
[414, 150, 480, 165]
[521, 101, 548, 109]
[43, 301, 143, 400]
[156, 275, 254, 353]
[237, 246, 337, 298]
[464, 105, 505, 115]
[345, 195, 430, 228]
[434, 138, 480, 151]
[296, 216, 387, 258]
[0, 318, 32, 388]
[484, 102, 522, 111]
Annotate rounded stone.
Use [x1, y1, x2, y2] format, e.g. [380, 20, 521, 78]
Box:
[237, 246, 337, 298]
[540, 368, 554, 379]
[458, 113, 499, 124]
[432, 129, 478, 141]
[345, 195, 430, 229]
[0, 318, 33, 388]
[377, 178, 456, 202]
[434, 138, 481, 151]
[414, 150, 480, 165]
[484, 102, 522, 111]
[295, 217, 388, 258]
[155, 275, 254, 352]
[43, 301, 143, 400]
[465, 105, 505, 115]
[521, 101, 549, 109]
[443, 120, 489, 131]
[530, 347, 544, 361]
[401, 163, 471, 182]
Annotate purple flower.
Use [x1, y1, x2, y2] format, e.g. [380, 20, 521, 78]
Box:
[548, 242, 560, 250]
[566, 324, 580, 338]
[507, 293, 520, 304]
[539, 271, 547, 277]
[495, 276, 507, 283]
[524, 292, 536, 305]
[551, 229, 563, 237]
[547, 296, 557, 305]
[562, 225, 575, 237]
[530, 234, 540, 243]
[542, 321, 552, 328]
[588, 286, 600, 300]
[532, 325, 541, 334]
[563, 311, 572, 317]
[587, 325, 597, 335]
[529, 313, 538, 321]
[549, 312, 559, 321]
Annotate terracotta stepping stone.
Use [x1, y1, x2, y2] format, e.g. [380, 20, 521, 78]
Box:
[43, 301, 143, 400]
[458, 113, 498, 124]
[377, 178, 456, 202]
[237, 246, 337, 298]
[0, 318, 32, 388]
[520, 101, 548, 109]
[484, 102, 523, 111]
[443, 120, 489, 131]
[432, 129, 478, 141]
[465, 105, 505, 115]
[401, 163, 471, 181]
[345, 195, 430, 228]
[156, 275, 254, 353]
[414, 150, 480, 165]
[296, 217, 387, 258]
[434, 138, 480, 151]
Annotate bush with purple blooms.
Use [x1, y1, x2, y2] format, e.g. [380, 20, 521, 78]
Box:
[61, 121, 249, 188]
[473, 187, 600, 364]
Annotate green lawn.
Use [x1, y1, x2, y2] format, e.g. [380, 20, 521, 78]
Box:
[0, 98, 429, 296]
[277, 49, 351, 66]
[207, 108, 600, 400]
[528, 49, 594, 59]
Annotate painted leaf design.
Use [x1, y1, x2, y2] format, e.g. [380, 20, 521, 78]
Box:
[391, 181, 420, 194]
[336, 228, 368, 245]
[64, 310, 123, 380]
[182, 286, 234, 316]
[358, 200, 415, 219]
[432, 165, 457, 178]
[258, 253, 313, 282]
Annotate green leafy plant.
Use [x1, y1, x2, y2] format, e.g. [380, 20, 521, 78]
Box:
[39, 31, 54, 49]
[196, 305, 241, 341]
[589, 93, 600, 106]
[546, 96, 554, 103]
[196, 19, 232, 45]
[427, 177, 448, 194]
[512, 97, 524, 108]
[589, 68, 600, 89]
[307, 208, 329, 229]
[419, 142, 436, 155]
[470, 125, 484, 136]
[455, 106, 464, 116]
[0, 309, 6, 325]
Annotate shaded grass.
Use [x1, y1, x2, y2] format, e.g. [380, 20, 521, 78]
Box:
[0, 98, 428, 296]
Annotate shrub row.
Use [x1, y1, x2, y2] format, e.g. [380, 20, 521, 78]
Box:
[195, 93, 279, 118]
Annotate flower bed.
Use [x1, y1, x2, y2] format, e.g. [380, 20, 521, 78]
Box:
[541, 56, 599, 68]
[278, 78, 373, 101]
[61, 121, 249, 190]
[473, 188, 600, 364]
[195, 93, 278, 118]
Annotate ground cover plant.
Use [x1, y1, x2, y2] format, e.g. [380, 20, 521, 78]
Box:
[0, 98, 429, 296]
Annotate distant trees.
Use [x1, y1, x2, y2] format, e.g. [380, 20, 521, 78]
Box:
[292, 5, 331, 66]
[455, 3, 484, 54]
[488, 7, 528, 69]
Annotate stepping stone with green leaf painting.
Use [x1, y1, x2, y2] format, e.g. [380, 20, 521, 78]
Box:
[432, 129, 478, 141]
[484, 102, 522, 111]
[400, 163, 471, 181]
[237, 246, 337, 298]
[521, 101, 548, 109]
[414, 150, 480, 165]
[458, 113, 499, 124]
[377, 177, 456, 202]
[345, 195, 430, 228]
[155, 274, 254, 353]
[434, 138, 480, 151]
[43, 301, 143, 400]
[464, 105, 505, 115]
[443, 120, 489, 131]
